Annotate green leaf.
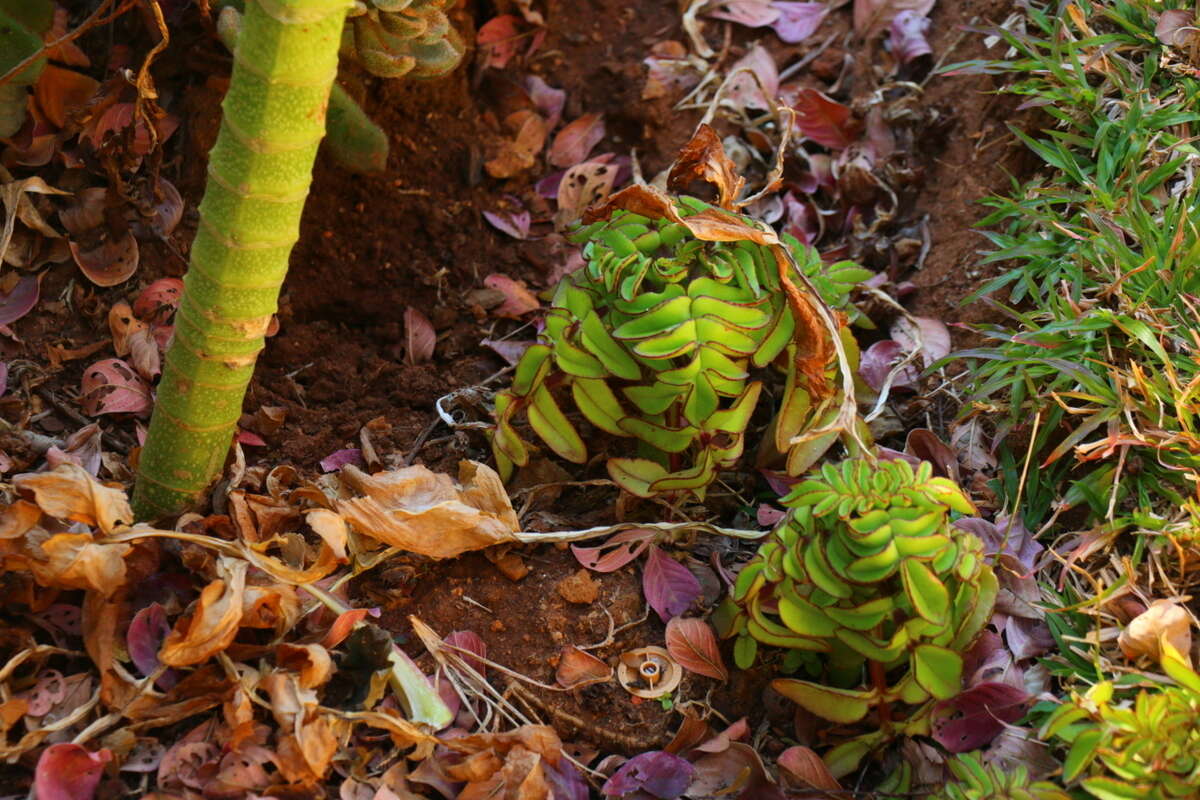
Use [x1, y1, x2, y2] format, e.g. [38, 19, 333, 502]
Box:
[912, 644, 962, 700]
[622, 382, 684, 415]
[1079, 777, 1149, 800]
[733, 635, 758, 670]
[844, 540, 900, 583]
[1062, 727, 1102, 782]
[571, 378, 628, 437]
[606, 458, 667, 498]
[778, 589, 838, 638]
[611, 295, 692, 339]
[579, 311, 641, 379]
[617, 416, 697, 453]
[824, 597, 894, 631]
[901, 559, 950, 626]
[527, 385, 586, 464]
[772, 680, 874, 724]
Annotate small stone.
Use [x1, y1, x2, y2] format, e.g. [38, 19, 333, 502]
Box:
[556, 569, 600, 605]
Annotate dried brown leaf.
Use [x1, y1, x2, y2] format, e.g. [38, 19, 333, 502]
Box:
[1118, 599, 1193, 664]
[404, 306, 436, 365]
[159, 557, 247, 667]
[549, 112, 605, 167]
[27, 532, 131, 596]
[13, 463, 132, 534]
[668, 124, 745, 210]
[555, 646, 613, 689]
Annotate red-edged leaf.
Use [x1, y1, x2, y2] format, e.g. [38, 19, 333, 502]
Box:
[643, 546, 702, 622]
[791, 88, 861, 150]
[483, 273, 540, 317]
[549, 112, 605, 168]
[34, 743, 113, 800]
[133, 278, 184, 326]
[0, 273, 41, 326]
[932, 682, 1032, 753]
[571, 528, 655, 572]
[69, 231, 139, 287]
[773, 2, 829, 43]
[404, 306, 436, 365]
[665, 617, 728, 681]
[525, 75, 566, 130]
[476, 15, 524, 69]
[443, 630, 487, 675]
[80, 358, 151, 416]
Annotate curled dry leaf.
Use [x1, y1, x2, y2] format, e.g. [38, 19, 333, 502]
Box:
[890, 9, 933, 65]
[133, 277, 184, 325]
[664, 617, 728, 681]
[80, 358, 152, 416]
[159, 557, 248, 667]
[668, 124, 745, 211]
[1119, 598, 1193, 664]
[134, 178, 184, 238]
[28, 531, 132, 597]
[276, 643, 333, 688]
[69, 231, 139, 287]
[13, 463, 132, 533]
[483, 208, 532, 240]
[549, 112, 605, 168]
[483, 273, 540, 317]
[617, 646, 682, 698]
[108, 300, 160, 380]
[335, 461, 519, 559]
[404, 306, 436, 365]
[556, 645, 613, 689]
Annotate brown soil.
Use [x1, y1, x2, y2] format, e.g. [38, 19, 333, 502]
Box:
[1, 0, 1031, 766]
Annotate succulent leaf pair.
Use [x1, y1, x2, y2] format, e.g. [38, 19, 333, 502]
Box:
[717, 458, 997, 771]
[492, 195, 869, 498]
[344, 0, 464, 79]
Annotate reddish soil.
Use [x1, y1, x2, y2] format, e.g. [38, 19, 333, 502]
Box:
[1, 0, 1029, 766]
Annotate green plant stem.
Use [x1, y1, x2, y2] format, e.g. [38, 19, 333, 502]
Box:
[133, 0, 348, 519]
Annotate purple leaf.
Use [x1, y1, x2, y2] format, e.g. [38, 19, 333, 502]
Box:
[889, 9, 932, 64]
[0, 274, 41, 326]
[546, 757, 590, 800]
[890, 315, 951, 366]
[757, 503, 786, 526]
[602, 751, 695, 798]
[854, 0, 935, 38]
[932, 682, 1031, 753]
[954, 515, 1043, 572]
[0, 361, 7, 398]
[525, 75, 566, 130]
[643, 545, 702, 622]
[127, 602, 177, 690]
[1156, 9, 1197, 47]
[319, 448, 364, 473]
[481, 338, 534, 365]
[1004, 615, 1055, 661]
[772, 2, 828, 42]
[571, 528, 655, 572]
[549, 113, 605, 168]
[859, 339, 918, 391]
[483, 208, 531, 240]
[723, 45, 778, 112]
[443, 630, 487, 675]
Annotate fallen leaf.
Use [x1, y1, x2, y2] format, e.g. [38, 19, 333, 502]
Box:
[159, 557, 248, 667]
[1157, 9, 1198, 47]
[34, 743, 112, 800]
[932, 682, 1031, 753]
[14, 463, 132, 533]
[853, 0, 935, 38]
[444, 630, 488, 675]
[525, 75, 566, 130]
[549, 112, 606, 168]
[483, 208, 532, 240]
[483, 273, 540, 317]
[756, 503, 786, 526]
[133, 278, 184, 326]
[602, 751, 694, 798]
[69, 231, 139, 287]
[791, 88, 860, 150]
[1119, 599, 1193, 664]
[34, 64, 99, 128]
[554, 159, 620, 228]
[556, 645, 612, 689]
[277, 642, 334, 688]
[485, 109, 548, 178]
[22, 671, 66, 717]
[643, 40, 703, 100]
[127, 602, 177, 690]
[132, 178, 184, 238]
[58, 187, 106, 236]
[319, 448, 364, 473]
[80, 358, 152, 416]
[481, 337, 534, 365]
[777, 745, 841, 790]
[477, 15, 524, 69]
[643, 546, 702, 623]
[890, 8, 933, 65]
[335, 461, 520, 559]
[404, 306, 436, 365]
[0, 273, 41, 326]
[905, 428, 959, 482]
[773, 2, 829, 43]
[705, 0, 779, 27]
[571, 528, 655, 572]
[664, 617, 728, 681]
[723, 45, 778, 112]
[668, 124, 745, 210]
[858, 339, 917, 391]
[891, 315, 950, 367]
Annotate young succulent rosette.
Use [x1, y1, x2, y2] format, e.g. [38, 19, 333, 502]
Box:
[934, 754, 1070, 800]
[719, 458, 997, 766]
[343, 0, 464, 79]
[491, 195, 868, 498]
[1042, 657, 1200, 800]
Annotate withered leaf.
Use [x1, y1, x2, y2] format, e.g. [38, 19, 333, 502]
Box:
[159, 557, 247, 667]
[668, 124, 745, 211]
[14, 463, 133, 533]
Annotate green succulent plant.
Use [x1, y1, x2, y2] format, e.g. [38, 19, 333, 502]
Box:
[343, 0, 464, 79]
[934, 753, 1070, 800]
[716, 458, 997, 772]
[491, 196, 870, 498]
[1042, 649, 1200, 800]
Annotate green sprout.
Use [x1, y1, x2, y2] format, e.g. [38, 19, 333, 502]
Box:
[716, 458, 997, 775]
[492, 195, 870, 499]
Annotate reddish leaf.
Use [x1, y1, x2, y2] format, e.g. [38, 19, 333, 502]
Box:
[59, 187, 106, 236]
[34, 65, 99, 129]
[319, 448, 364, 473]
[483, 273, 540, 317]
[483, 208, 531, 240]
[932, 682, 1031, 753]
[319, 607, 379, 649]
[23, 670, 66, 716]
[891, 315, 951, 367]
[643, 40, 703, 100]
[1158, 9, 1198, 46]
[80, 358, 152, 416]
[556, 645, 612, 689]
[0, 361, 7, 397]
[723, 45, 778, 112]
[133, 278, 184, 326]
[756, 503, 786, 526]
[69, 231, 139, 287]
[549, 112, 605, 168]
[773, 2, 829, 43]
[859, 339, 918, 391]
[476, 15, 524, 69]
[235, 429, 266, 447]
[34, 743, 112, 800]
[525, 75, 566, 130]
[603, 751, 694, 798]
[643, 546, 702, 622]
[127, 602, 177, 690]
[665, 617, 728, 681]
[444, 630, 487, 675]
[791, 88, 860, 150]
[404, 306, 436, 365]
[0, 273, 41, 326]
[571, 528, 655, 573]
[777, 745, 840, 791]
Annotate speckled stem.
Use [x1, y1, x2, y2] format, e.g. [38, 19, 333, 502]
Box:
[133, 0, 348, 519]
